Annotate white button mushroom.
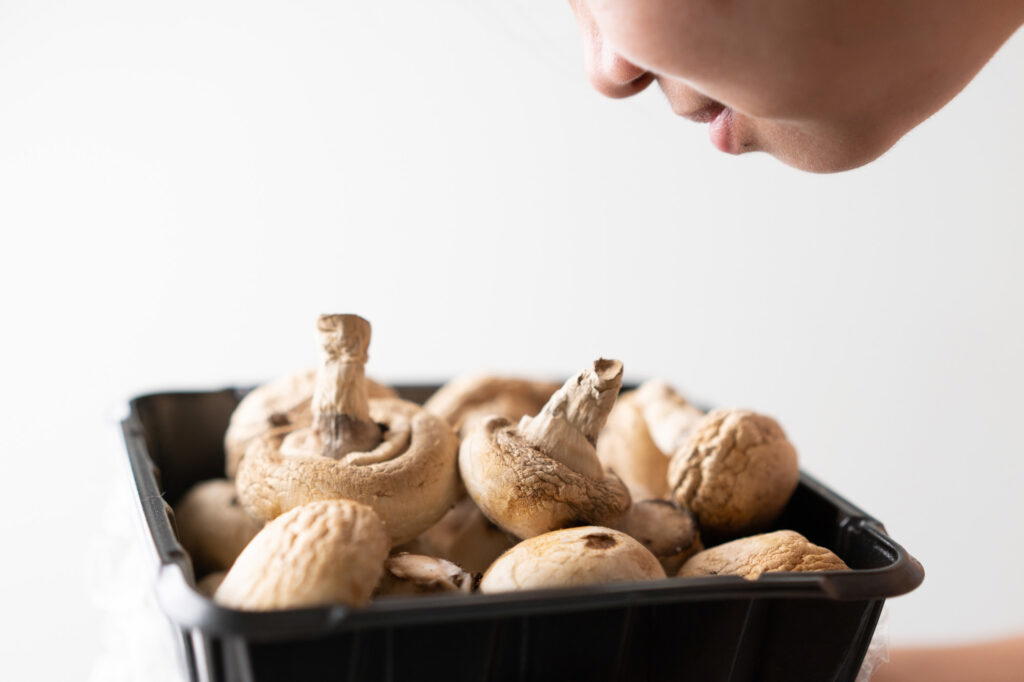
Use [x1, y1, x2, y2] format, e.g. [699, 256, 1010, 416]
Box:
[607, 499, 703, 575]
[667, 409, 800, 538]
[678, 530, 849, 580]
[224, 368, 396, 478]
[458, 359, 632, 539]
[173, 479, 264, 573]
[235, 314, 460, 546]
[479, 526, 665, 593]
[423, 374, 560, 433]
[597, 379, 704, 500]
[404, 497, 517, 574]
[214, 499, 389, 610]
[375, 553, 473, 597]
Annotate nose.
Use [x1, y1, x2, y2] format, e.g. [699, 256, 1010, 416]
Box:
[570, 0, 652, 99]
[586, 44, 654, 99]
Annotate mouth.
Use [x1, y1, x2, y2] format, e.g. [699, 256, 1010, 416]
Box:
[678, 102, 742, 155]
[708, 107, 740, 155]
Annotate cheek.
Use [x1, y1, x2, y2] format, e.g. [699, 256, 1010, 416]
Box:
[749, 117, 908, 174]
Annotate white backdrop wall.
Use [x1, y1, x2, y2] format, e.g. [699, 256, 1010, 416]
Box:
[1, 2, 1021, 679]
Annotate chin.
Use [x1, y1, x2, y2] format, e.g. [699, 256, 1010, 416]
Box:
[758, 123, 904, 174]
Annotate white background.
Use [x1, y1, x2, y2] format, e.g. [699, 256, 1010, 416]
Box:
[1, 2, 1021, 679]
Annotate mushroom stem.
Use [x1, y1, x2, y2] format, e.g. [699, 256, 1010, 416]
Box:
[517, 358, 623, 480]
[311, 314, 382, 457]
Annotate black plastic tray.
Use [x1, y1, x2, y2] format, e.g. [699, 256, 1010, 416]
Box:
[122, 386, 924, 682]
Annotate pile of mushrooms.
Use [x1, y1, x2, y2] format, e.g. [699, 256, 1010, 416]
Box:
[174, 313, 849, 612]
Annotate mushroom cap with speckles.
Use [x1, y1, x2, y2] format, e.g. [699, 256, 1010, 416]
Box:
[423, 374, 560, 433]
[459, 416, 632, 539]
[678, 530, 848, 580]
[224, 368, 396, 478]
[235, 397, 460, 546]
[480, 526, 665, 593]
[214, 499, 389, 610]
[668, 409, 799, 538]
[173, 479, 264, 573]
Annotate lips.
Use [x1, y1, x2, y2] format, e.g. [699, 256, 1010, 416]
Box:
[708, 107, 740, 155]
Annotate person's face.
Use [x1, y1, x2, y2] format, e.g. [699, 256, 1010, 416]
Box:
[570, 0, 1022, 173]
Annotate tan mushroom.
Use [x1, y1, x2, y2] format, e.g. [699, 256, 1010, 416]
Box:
[479, 526, 665, 593]
[678, 530, 849, 580]
[404, 497, 516, 573]
[607, 499, 703, 575]
[597, 379, 703, 500]
[423, 374, 559, 433]
[214, 499, 388, 610]
[668, 409, 799, 538]
[173, 479, 263, 573]
[224, 368, 396, 478]
[458, 359, 632, 539]
[235, 314, 460, 546]
[196, 571, 226, 597]
[376, 553, 473, 597]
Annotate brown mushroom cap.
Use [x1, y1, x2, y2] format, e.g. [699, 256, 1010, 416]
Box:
[405, 497, 516, 574]
[376, 553, 473, 597]
[459, 359, 632, 539]
[678, 530, 849, 580]
[668, 409, 799, 538]
[214, 499, 389, 610]
[479, 526, 665, 593]
[607, 499, 703, 575]
[423, 374, 560, 433]
[173, 479, 264, 573]
[224, 368, 395, 478]
[235, 315, 460, 546]
[597, 380, 703, 500]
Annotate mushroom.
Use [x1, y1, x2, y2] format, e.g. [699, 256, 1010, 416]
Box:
[405, 497, 516, 573]
[196, 571, 226, 597]
[235, 314, 460, 545]
[667, 409, 799, 539]
[678, 530, 849, 580]
[214, 499, 389, 610]
[479, 526, 665, 593]
[423, 374, 560, 433]
[224, 368, 396, 478]
[458, 358, 632, 539]
[173, 479, 263, 573]
[607, 499, 703, 575]
[597, 379, 703, 500]
[375, 553, 473, 597]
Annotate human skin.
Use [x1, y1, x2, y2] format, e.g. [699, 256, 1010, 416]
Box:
[568, 0, 1024, 172]
[871, 636, 1024, 682]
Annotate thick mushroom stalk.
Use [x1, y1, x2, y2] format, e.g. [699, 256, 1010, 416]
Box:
[458, 358, 632, 539]
[311, 314, 382, 458]
[516, 358, 623, 479]
[375, 553, 473, 597]
[235, 314, 460, 546]
[678, 530, 849, 580]
[223, 370, 395, 479]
